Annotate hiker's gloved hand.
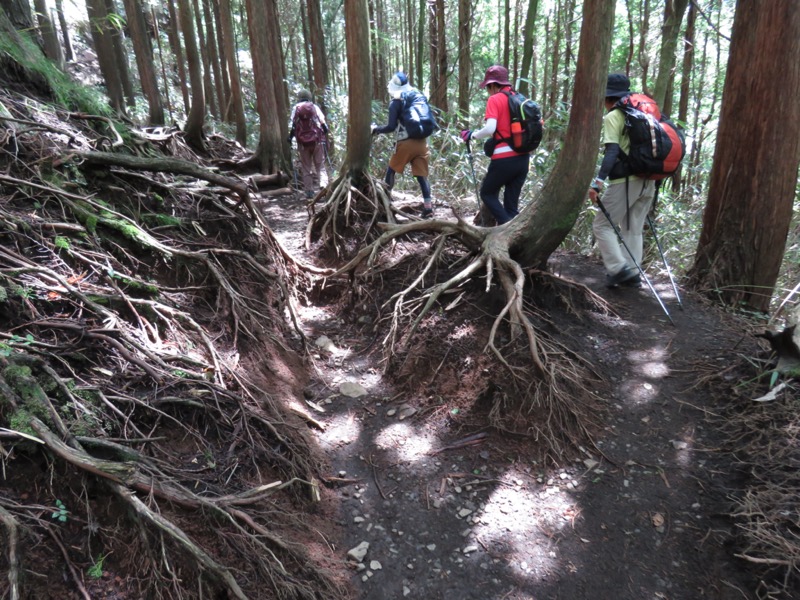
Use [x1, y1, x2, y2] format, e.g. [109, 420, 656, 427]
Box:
[460, 129, 472, 142]
[371, 123, 378, 135]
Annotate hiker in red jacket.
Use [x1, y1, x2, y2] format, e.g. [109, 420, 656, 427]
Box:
[288, 89, 329, 199]
[460, 65, 531, 225]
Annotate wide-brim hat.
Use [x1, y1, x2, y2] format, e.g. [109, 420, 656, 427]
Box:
[605, 73, 631, 98]
[479, 65, 511, 89]
[387, 72, 412, 97]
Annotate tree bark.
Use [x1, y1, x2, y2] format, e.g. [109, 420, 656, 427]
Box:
[192, 0, 216, 118]
[244, 0, 284, 173]
[105, 0, 135, 107]
[33, 0, 64, 68]
[344, 0, 372, 177]
[651, 0, 689, 112]
[54, 0, 73, 61]
[305, 0, 329, 110]
[85, 0, 126, 112]
[201, 0, 224, 122]
[176, 0, 206, 150]
[217, 0, 245, 144]
[121, 0, 164, 124]
[687, 0, 800, 312]
[517, 0, 539, 98]
[166, 0, 191, 113]
[456, 0, 471, 121]
[508, 0, 615, 268]
[428, 0, 446, 111]
[0, 0, 34, 31]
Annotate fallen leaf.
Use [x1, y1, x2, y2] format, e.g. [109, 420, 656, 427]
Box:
[652, 513, 664, 527]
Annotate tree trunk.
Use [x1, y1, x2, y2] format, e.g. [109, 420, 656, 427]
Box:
[369, 0, 381, 99]
[651, 0, 689, 112]
[687, 0, 800, 312]
[166, 0, 191, 113]
[33, 0, 64, 68]
[508, 0, 615, 268]
[0, 0, 33, 31]
[517, 0, 539, 98]
[428, 0, 446, 111]
[415, 0, 424, 87]
[104, 0, 135, 107]
[245, 0, 283, 172]
[344, 0, 372, 177]
[306, 0, 329, 111]
[456, 0, 471, 121]
[674, 1, 695, 191]
[217, 0, 245, 144]
[637, 0, 651, 94]
[265, 0, 289, 152]
[54, 0, 73, 61]
[176, 0, 206, 150]
[502, 0, 510, 68]
[201, 0, 224, 122]
[192, 0, 216, 119]
[85, 0, 126, 112]
[121, 0, 164, 124]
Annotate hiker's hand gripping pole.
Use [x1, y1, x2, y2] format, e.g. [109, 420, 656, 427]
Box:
[595, 197, 675, 326]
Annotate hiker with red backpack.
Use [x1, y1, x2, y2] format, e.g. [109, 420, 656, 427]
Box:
[371, 72, 438, 219]
[288, 89, 329, 199]
[588, 73, 685, 289]
[460, 65, 542, 226]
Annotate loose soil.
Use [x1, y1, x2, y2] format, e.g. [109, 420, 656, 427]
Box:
[268, 189, 771, 600]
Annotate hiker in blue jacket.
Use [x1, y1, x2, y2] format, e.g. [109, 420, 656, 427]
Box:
[588, 73, 656, 288]
[371, 72, 434, 219]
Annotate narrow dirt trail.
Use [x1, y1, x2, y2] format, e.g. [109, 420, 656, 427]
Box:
[264, 191, 760, 600]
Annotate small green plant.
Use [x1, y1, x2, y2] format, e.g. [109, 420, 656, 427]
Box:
[51, 499, 68, 523]
[87, 553, 108, 579]
[54, 236, 70, 250]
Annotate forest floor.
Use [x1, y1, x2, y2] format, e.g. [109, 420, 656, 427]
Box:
[264, 187, 785, 600]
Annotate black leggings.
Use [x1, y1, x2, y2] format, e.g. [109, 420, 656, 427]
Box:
[480, 154, 529, 224]
[384, 168, 431, 199]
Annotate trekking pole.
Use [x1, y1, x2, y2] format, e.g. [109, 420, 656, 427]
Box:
[646, 214, 683, 310]
[464, 139, 481, 212]
[595, 197, 674, 326]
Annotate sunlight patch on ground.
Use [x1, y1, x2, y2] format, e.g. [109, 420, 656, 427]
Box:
[621, 343, 671, 405]
[373, 422, 433, 460]
[317, 411, 362, 447]
[465, 476, 575, 577]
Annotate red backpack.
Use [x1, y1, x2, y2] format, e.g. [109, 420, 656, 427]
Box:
[293, 102, 323, 146]
[610, 93, 685, 180]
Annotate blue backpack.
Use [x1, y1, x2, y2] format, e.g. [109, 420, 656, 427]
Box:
[400, 90, 438, 139]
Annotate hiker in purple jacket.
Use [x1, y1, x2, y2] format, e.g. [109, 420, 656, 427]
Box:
[288, 89, 329, 199]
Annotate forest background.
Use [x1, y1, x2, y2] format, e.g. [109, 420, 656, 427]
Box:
[7, 0, 799, 308]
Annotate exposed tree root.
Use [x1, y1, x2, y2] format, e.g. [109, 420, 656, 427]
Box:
[318, 202, 602, 457]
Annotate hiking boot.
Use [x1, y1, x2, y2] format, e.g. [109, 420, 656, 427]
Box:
[606, 267, 637, 288]
[421, 208, 434, 219]
[619, 274, 642, 288]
